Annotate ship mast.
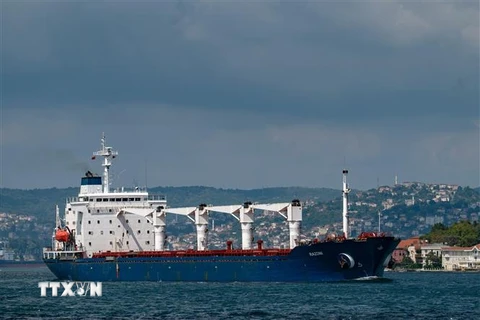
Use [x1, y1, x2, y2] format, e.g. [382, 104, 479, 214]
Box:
[342, 169, 351, 238]
[92, 133, 118, 193]
[55, 205, 61, 228]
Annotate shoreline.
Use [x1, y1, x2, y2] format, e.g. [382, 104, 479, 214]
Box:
[387, 268, 480, 273]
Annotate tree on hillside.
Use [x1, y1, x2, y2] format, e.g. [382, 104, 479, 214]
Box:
[447, 221, 480, 247]
[424, 221, 480, 247]
[431, 223, 447, 232]
[423, 223, 446, 243]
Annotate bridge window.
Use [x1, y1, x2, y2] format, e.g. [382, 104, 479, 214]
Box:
[102, 198, 108, 202]
[135, 198, 141, 201]
[96, 198, 102, 202]
[116, 198, 121, 202]
[122, 198, 128, 202]
[110, 198, 115, 202]
[129, 198, 134, 201]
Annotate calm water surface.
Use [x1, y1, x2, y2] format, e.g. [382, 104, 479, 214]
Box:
[0, 266, 479, 320]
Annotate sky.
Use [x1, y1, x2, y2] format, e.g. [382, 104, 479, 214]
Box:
[1, 0, 479, 191]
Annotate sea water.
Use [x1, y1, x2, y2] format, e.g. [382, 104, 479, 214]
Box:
[0, 267, 479, 319]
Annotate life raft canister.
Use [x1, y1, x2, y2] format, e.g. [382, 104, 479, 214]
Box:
[55, 229, 70, 242]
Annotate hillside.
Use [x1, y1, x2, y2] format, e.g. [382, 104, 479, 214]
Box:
[0, 182, 479, 260]
[0, 186, 339, 223]
[0, 185, 339, 260]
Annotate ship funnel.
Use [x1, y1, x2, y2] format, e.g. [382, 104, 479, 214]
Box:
[291, 199, 301, 206]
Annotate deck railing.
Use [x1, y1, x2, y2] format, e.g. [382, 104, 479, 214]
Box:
[66, 194, 166, 204]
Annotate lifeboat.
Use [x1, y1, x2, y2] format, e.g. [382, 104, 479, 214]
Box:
[55, 229, 70, 242]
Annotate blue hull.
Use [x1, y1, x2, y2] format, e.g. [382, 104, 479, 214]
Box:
[44, 237, 399, 282]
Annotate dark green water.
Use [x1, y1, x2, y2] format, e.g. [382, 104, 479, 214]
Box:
[0, 266, 479, 319]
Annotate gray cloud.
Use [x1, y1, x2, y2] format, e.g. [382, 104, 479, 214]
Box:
[1, 1, 479, 190]
[3, 2, 478, 112]
[1, 105, 478, 189]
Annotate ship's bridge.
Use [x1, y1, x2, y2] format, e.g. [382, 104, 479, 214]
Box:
[67, 193, 166, 205]
[79, 171, 103, 194]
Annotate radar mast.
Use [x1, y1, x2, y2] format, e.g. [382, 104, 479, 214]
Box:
[92, 133, 118, 193]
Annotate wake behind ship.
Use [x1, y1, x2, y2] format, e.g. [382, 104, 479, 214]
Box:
[43, 134, 400, 282]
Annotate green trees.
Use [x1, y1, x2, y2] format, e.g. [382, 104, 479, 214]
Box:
[453, 186, 480, 204]
[424, 252, 442, 269]
[396, 256, 422, 269]
[424, 221, 480, 247]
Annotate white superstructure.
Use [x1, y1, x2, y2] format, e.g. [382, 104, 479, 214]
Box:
[62, 134, 166, 257]
[47, 134, 305, 258]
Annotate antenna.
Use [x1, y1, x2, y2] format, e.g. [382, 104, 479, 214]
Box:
[378, 211, 381, 233]
[145, 159, 148, 191]
[342, 169, 351, 238]
[92, 133, 118, 193]
[55, 205, 61, 228]
[111, 169, 126, 187]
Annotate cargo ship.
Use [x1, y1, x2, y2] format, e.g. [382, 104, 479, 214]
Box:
[43, 134, 400, 282]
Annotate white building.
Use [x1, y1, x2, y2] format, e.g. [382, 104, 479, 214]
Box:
[442, 244, 480, 271]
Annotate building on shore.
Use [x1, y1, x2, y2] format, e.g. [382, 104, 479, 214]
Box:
[442, 244, 480, 271]
[393, 236, 424, 263]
